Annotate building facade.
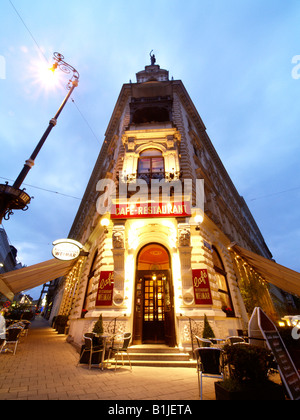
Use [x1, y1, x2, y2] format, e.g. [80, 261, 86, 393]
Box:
[53, 60, 281, 349]
[0, 228, 22, 303]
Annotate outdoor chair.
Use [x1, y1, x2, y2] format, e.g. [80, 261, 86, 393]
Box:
[226, 336, 245, 345]
[20, 321, 31, 337]
[194, 335, 213, 347]
[233, 341, 249, 346]
[5, 327, 23, 355]
[77, 333, 104, 369]
[194, 347, 224, 400]
[108, 332, 132, 371]
[0, 338, 6, 353]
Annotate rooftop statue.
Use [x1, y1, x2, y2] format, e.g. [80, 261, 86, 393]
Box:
[150, 50, 156, 65]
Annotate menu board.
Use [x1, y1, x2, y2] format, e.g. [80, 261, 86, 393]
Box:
[249, 307, 300, 400]
[95, 271, 114, 306]
[192, 269, 213, 305]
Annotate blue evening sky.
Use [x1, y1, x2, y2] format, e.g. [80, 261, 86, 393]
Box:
[0, 0, 299, 299]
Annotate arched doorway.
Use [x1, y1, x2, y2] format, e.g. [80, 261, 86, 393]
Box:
[133, 243, 176, 346]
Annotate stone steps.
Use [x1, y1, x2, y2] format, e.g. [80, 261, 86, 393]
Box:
[113, 345, 197, 368]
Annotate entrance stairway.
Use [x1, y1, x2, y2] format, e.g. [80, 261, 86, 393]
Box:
[117, 345, 197, 368]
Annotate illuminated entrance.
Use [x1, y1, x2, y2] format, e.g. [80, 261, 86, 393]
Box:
[133, 244, 176, 346]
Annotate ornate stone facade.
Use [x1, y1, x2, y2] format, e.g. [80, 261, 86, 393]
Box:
[54, 59, 278, 349]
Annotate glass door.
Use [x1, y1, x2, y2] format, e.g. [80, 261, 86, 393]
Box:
[143, 273, 165, 344]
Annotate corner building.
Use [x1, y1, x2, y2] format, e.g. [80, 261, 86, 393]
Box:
[58, 60, 279, 349]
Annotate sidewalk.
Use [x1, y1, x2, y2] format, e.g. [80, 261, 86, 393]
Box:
[0, 316, 217, 400]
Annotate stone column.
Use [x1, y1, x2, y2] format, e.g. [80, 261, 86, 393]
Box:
[112, 225, 125, 306]
[178, 223, 194, 305]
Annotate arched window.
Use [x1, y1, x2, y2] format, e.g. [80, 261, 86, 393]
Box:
[137, 243, 170, 270]
[212, 246, 234, 317]
[137, 149, 164, 181]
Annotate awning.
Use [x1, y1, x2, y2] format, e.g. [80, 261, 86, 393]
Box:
[0, 258, 77, 301]
[232, 245, 300, 297]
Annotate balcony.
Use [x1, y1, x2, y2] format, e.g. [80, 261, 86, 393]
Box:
[117, 171, 183, 184]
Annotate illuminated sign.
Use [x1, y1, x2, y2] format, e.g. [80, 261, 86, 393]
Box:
[111, 201, 191, 219]
[52, 239, 83, 261]
[192, 269, 213, 305]
[96, 271, 114, 306]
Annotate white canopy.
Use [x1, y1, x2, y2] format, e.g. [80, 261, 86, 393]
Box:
[0, 258, 76, 300]
[233, 245, 300, 297]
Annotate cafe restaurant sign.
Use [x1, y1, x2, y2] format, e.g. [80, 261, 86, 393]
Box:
[52, 239, 83, 261]
[111, 201, 191, 219]
[96, 271, 114, 306]
[192, 269, 213, 305]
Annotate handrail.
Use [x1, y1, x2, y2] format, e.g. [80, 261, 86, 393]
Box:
[179, 314, 199, 355]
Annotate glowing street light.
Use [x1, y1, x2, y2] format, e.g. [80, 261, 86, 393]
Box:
[34, 60, 61, 91]
[0, 53, 79, 223]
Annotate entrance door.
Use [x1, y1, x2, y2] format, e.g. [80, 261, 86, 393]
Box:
[133, 244, 176, 346]
[143, 273, 166, 344]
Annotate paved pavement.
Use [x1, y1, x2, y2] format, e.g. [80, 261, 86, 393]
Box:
[0, 316, 217, 401]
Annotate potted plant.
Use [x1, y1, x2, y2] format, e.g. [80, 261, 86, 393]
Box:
[51, 316, 57, 328]
[222, 306, 234, 317]
[202, 314, 215, 346]
[55, 315, 69, 334]
[215, 344, 285, 400]
[81, 309, 88, 318]
[92, 313, 104, 347]
[92, 313, 103, 336]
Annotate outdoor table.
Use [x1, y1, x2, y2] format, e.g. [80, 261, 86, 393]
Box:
[209, 338, 226, 348]
[96, 334, 115, 369]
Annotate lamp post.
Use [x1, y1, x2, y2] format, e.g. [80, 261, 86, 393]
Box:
[0, 53, 79, 224]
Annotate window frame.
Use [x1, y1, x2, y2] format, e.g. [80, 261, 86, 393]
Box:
[137, 149, 165, 175]
[82, 251, 98, 311]
[212, 246, 235, 317]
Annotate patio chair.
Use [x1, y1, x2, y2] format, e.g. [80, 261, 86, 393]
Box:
[108, 332, 132, 371]
[194, 347, 224, 400]
[77, 333, 104, 369]
[0, 338, 6, 353]
[5, 327, 23, 355]
[194, 335, 213, 347]
[226, 336, 245, 345]
[20, 321, 31, 337]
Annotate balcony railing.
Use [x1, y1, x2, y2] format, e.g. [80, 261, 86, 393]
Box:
[117, 171, 183, 184]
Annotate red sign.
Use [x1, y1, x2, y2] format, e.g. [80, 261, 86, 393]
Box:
[95, 271, 114, 306]
[192, 269, 213, 305]
[111, 201, 191, 219]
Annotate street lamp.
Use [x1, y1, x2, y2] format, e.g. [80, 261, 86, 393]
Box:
[0, 53, 79, 224]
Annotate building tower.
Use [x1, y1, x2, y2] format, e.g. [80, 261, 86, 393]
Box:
[57, 56, 278, 348]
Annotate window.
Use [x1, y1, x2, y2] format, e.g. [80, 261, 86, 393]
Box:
[132, 106, 170, 124]
[137, 149, 164, 181]
[212, 246, 234, 317]
[82, 252, 98, 313]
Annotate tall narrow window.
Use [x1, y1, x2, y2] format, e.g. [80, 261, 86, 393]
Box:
[82, 251, 98, 313]
[137, 149, 164, 182]
[212, 246, 234, 317]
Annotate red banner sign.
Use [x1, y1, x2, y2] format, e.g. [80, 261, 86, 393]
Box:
[192, 269, 213, 305]
[111, 201, 191, 219]
[95, 271, 114, 306]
